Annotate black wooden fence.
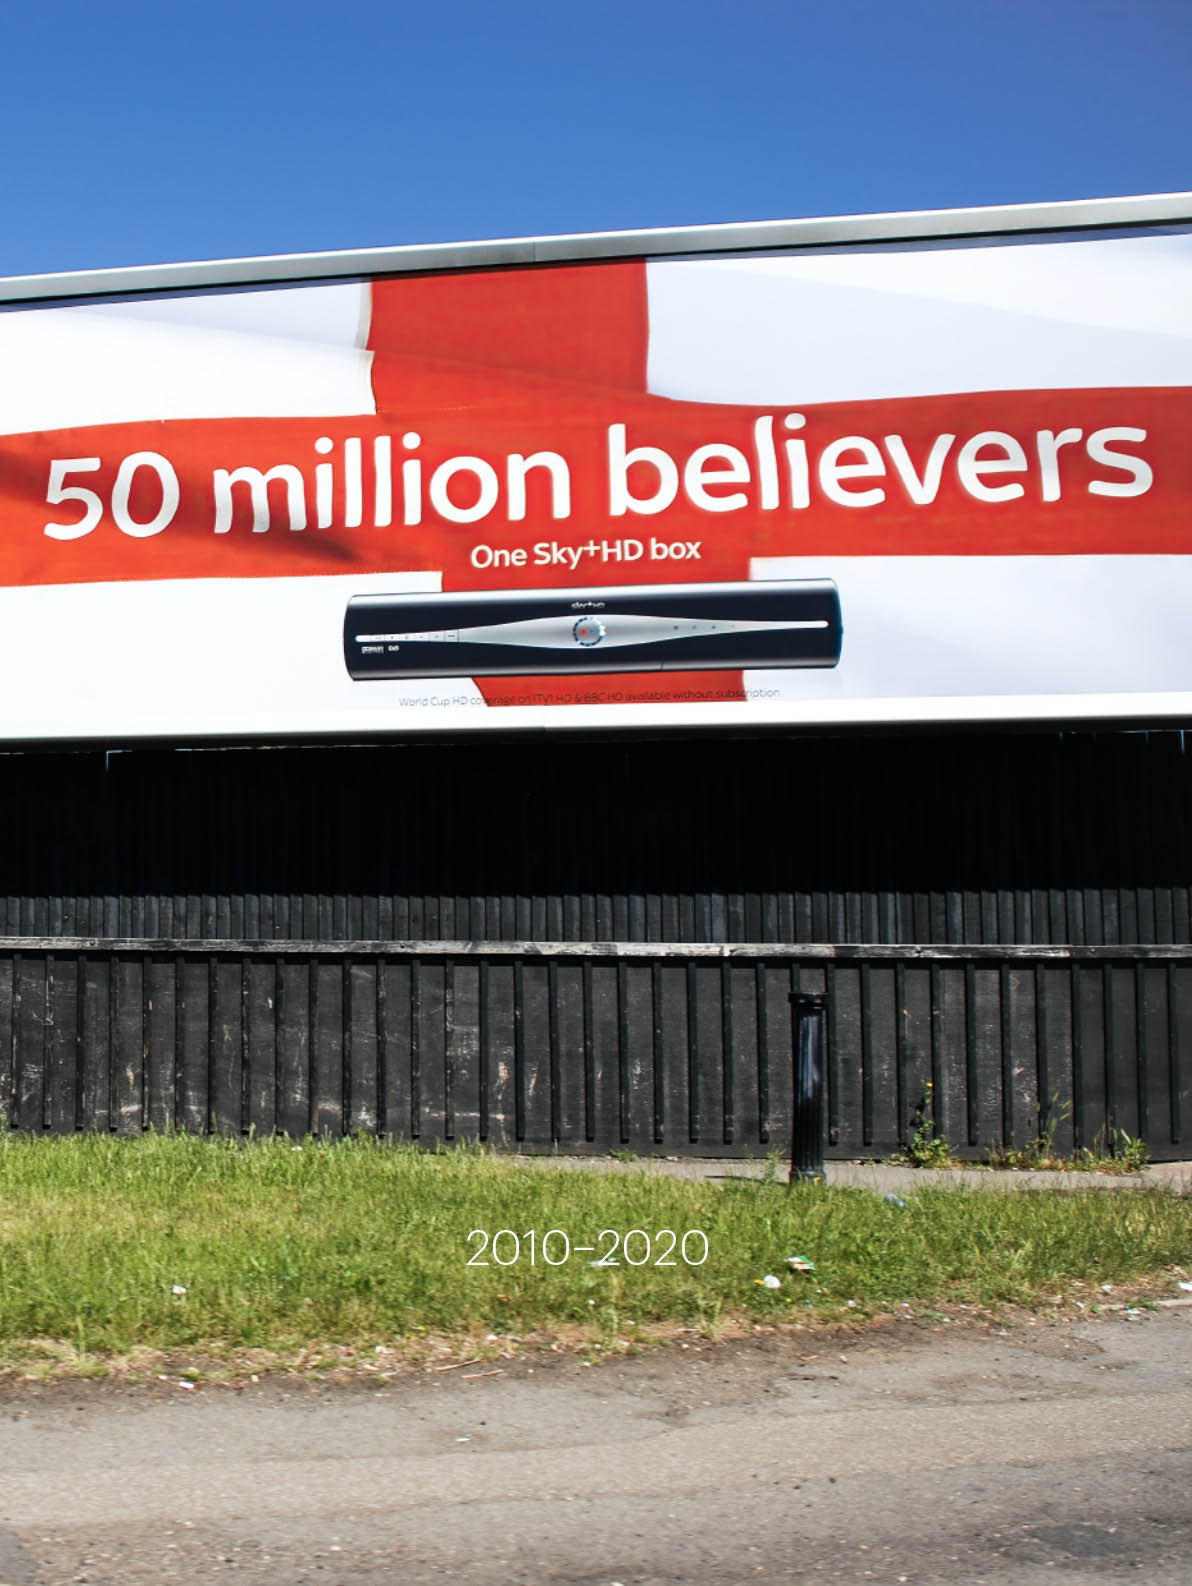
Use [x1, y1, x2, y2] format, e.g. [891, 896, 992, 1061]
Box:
[1, 940, 1186, 1159]
[1, 730, 1189, 948]
[2, 731, 1191, 1156]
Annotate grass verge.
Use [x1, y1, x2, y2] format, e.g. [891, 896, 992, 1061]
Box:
[1, 1133, 1188, 1377]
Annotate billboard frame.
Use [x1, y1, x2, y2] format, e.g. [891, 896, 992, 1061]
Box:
[2, 191, 1191, 306]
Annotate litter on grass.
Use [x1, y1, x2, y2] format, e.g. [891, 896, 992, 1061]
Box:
[759, 1274, 782, 1289]
[785, 1255, 816, 1273]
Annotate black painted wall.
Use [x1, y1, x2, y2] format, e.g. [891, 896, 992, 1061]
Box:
[0, 729, 1186, 945]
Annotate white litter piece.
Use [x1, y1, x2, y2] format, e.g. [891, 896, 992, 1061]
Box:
[761, 1274, 781, 1290]
[171, 1284, 187, 1296]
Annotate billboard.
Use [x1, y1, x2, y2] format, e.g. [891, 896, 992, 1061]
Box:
[1, 194, 1191, 741]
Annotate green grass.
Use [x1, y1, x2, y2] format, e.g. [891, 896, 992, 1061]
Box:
[0, 1133, 1188, 1364]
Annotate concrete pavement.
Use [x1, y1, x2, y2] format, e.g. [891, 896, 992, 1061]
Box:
[506, 1154, 1192, 1193]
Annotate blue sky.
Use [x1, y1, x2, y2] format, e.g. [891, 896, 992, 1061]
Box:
[1, 0, 1188, 277]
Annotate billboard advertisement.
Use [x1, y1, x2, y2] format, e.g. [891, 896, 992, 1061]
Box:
[1, 200, 1191, 740]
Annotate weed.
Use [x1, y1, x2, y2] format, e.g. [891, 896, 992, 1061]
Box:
[1107, 1130, 1151, 1173]
[985, 1102, 1065, 1170]
[890, 1083, 958, 1169]
[1076, 1126, 1151, 1175]
[903, 1091, 1153, 1176]
[986, 1109, 1150, 1175]
[761, 1148, 785, 1185]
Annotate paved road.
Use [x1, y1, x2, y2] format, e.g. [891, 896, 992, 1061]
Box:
[1, 1308, 1190, 1586]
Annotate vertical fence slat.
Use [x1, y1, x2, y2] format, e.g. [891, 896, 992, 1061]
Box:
[378, 957, 407, 1140]
[619, 962, 655, 1147]
[1006, 963, 1039, 1147]
[685, 961, 700, 1143]
[653, 961, 667, 1145]
[484, 960, 516, 1149]
[415, 959, 445, 1143]
[934, 963, 968, 1148]
[835, 964, 864, 1148]
[727, 963, 759, 1150]
[999, 963, 1013, 1148]
[579, 959, 594, 1143]
[867, 963, 898, 1155]
[898, 962, 932, 1150]
[548, 959, 561, 1145]
[821, 962, 838, 1148]
[243, 957, 278, 1137]
[145, 955, 176, 1132]
[346, 957, 374, 1136]
[971, 964, 1003, 1152]
[0, 958, 13, 1128]
[450, 959, 482, 1143]
[1135, 962, 1150, 1143]
[442, 958, 456, 1142]
[275, 957, 310, 1138]
[619, 960, 632, 1146]
[512, 959, 525, 1143]
[210, 956, 244, 1136]
[554, 961, 586, 1146]
[111, 955, 143, 1137]
[692, 961, 724, 1147]
[79, 954, 112, 1134]
[409, 955, 423, 1141]
[15, 955, 46, 1133]
[1170, 963, 1187, 1148]
[964, 960, 979, 1147]
[47, 955, 79, 1134]
[756, 963, 770, 1146]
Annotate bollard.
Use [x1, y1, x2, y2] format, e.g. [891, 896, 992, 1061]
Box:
[788, 991, 826, 1182]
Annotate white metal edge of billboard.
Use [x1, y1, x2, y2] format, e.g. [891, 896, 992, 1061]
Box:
[6, 692, 1192, 747]
[2, 191, 1191, 306]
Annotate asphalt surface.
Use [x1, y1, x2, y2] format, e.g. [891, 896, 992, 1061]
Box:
[1, 1303, 1190, 1585]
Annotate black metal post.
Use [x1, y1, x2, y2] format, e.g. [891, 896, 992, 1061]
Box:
[789, 991, 826, 1182]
